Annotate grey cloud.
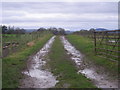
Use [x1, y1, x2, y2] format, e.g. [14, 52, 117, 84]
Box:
[2, 2, 118, 14]
[3, 14, 117, 23]
[2, 2, 118, 30]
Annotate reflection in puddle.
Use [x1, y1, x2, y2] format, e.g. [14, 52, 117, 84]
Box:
[60, 36, 82, 67]
[20, 36, 58, 88]
[61, 36, 118, 88]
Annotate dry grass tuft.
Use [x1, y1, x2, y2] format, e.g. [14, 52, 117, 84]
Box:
[27, 41, 35, 47]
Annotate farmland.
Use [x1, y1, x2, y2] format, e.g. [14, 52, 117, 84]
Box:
[1, 29, 119, 89]
[1, 1, 119, 89]
[2, 31, 50, 57]
[2, 32, 53, 88]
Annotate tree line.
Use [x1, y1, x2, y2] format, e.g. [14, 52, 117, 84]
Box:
[73, 28, 95, 38]
[37, 27, 66, 35]
[1, 25, 66, 35]
[1, 25, 26, 34]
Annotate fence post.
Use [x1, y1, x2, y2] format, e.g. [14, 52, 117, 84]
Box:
[105, 31, 108, 59]
[94, 31, 97, 55]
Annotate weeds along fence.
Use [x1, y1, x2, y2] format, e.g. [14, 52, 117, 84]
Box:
[94, 30, 120, 62]
[2, 31, 50, 57]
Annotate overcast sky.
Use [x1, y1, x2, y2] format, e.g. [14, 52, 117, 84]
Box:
[1, 2, 118, 31]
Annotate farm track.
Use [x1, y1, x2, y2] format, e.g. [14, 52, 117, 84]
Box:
[19, 36, 58, 88]
[60, 36, 118, 88]
[19, 35, 118, 88]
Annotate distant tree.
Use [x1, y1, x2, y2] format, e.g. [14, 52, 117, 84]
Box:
[1, 25, 26, 34]
[37, 28, 46, 32]
[47, 27, 58, 35]
[37, 27, 66, 35]
[2, 25, 8, 34]
[89, 28, 95, 32]
[58, 28, 65, 35]
[7, 29, 14, 34]
[14, 29, 25, 34]
[20, 29, 26, 34]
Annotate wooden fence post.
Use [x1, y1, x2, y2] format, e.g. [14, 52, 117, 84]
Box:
[94, 31, 97, 55]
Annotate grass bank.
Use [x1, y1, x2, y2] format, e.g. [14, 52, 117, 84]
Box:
[48, 36, 96, 88]
[2, 34, 53, 88]
[66, 35, 118, 75]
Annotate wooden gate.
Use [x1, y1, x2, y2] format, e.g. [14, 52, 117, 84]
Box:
[94, 30, 120, 61]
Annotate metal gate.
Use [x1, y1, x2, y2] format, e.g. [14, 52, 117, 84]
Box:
[94, 30, 120, 61]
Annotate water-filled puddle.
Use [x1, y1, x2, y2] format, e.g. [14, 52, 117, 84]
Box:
[60, 36, 82, 67]
[78, 68, 118, 88]
[60, 36, 118, 88]
[20, 36, 58, 88]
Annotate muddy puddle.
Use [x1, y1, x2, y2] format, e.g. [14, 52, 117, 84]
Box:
[60, 36, 118, 88]
[19, 36, 58, 88]
[60, 36, 83, 67]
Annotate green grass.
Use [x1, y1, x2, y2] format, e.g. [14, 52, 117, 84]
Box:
[2, 33, 38, 45]
[2, 32, 51, 57]
[2, 34, 17, 37]
[0, 58, 1, 89]
[66, 35, 118, 75]
[2, 34, 53, 88]
[48, 36, 96, 88]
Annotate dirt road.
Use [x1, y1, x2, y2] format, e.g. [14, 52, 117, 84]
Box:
[60, 36, 118, 88]
[19, 36, 118, 88]
[19, 36, 58, 88]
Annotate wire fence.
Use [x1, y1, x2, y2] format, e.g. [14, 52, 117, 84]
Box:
[2, 31, 50, 57]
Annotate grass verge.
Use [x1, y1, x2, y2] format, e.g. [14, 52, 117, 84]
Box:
[66, 35, 118, 75]
[48, 36, 96, 88]
[2, 34, 53, 88]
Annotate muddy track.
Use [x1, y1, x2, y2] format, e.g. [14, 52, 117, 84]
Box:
[19, 36, 58, 88]
[19, 35, 118, 88]
[60, 36, 118, 88]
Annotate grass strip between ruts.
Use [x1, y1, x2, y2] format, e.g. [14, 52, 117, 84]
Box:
[48, 36, 97, 88]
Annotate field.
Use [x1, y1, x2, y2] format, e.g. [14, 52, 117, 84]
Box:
[2, 31, 50, 57]
[2, 33, 53, 88]
[1, 1, 119, 89]
[1, 32, 119, 88]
